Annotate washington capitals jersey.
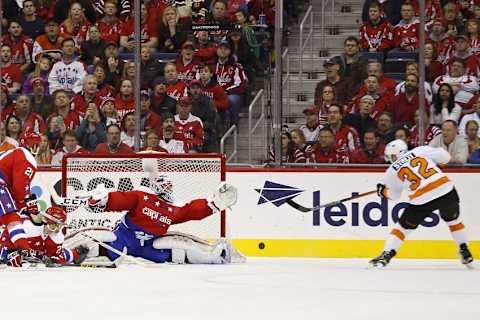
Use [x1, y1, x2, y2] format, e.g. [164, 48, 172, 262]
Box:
[0, 147, 37, 204]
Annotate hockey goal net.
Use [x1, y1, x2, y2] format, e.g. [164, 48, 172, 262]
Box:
[61, 153, 226, 240]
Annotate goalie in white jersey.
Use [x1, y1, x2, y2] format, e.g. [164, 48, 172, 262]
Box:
[370, 139, 473, 267]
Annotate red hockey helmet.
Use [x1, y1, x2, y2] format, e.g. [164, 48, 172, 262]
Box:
[19, 132, 42, 154]
[44, 206, 67, 225]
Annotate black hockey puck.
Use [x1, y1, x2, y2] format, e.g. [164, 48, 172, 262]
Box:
[258, 242, 265, 249]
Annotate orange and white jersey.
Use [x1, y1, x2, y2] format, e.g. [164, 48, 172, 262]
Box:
[383, 146, 453, 205]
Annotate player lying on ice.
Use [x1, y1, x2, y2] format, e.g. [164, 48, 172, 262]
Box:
[77, 175, 238, 264]
[370, 139, 474, 267]
[1, 206, 88, 267]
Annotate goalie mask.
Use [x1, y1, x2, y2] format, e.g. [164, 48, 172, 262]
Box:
[150, 175, 174, 203]
[384, 139, 408, 163]
[19, 132, 41, 156]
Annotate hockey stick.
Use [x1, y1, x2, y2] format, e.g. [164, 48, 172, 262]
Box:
[65, 263, 117, 269]
[286, 190, 377, 213]
[48, 185, 89, 207]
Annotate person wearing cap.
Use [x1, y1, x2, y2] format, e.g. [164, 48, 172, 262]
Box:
[433, 57, 479, 105]
[30, 76, 55, 120]
[444, 34, 480, 77]
[151, 76, 178, 116]
[19, 0, 46, 40]
[175, 41, 201, 83]
[96, 0, 122, 43]
[120, 2, 158, 52]
[343, 94, 378, 144]
[32, 19, 64, 63]
[164, 62, 188, 100]
[314, 57, 355, 106]
[139, 89, 162, 137]
[102, 41, 124, 87]
[174, 96, 204, 153]
[158, 113, 188, 154]
[157, 5, 188, 53]
[1, 20, 34, 73]
[1, 44, 23, 95]
[141, 45, 163, 89]
[359, 1, 393, 52]
[193, 31, 217, 63]
[99, 97, 119, 126]
[392, 2, 420, 52]
[213, 38, 247, 127]
[299, 106, 321, 145]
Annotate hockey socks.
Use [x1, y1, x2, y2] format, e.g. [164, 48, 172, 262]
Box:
[446, 217, 469, 248]
[7, 224, 29, 251]
[383, 223, 412, 252]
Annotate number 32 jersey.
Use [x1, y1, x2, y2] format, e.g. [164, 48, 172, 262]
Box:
[383, 146, 453, 205]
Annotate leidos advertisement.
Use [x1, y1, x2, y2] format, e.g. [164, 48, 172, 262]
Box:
[226, 171, 480, 241]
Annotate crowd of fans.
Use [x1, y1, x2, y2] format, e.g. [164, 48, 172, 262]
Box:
[0, 0, 287, 165]
[273, 0, 480, 165]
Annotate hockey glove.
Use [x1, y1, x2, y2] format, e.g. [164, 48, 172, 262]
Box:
[20, 195, 40, 217]
[376, 183, 387, 198]
[73, 245, 89, 265]
[7, 250, 22, 267]
[208, 182, 238, 213]
[88, 189, 108, 211]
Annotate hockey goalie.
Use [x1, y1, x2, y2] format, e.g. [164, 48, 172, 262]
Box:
[77, 174, 238, 264]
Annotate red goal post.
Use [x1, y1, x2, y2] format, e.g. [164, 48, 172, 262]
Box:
[61, 153, 226, 239]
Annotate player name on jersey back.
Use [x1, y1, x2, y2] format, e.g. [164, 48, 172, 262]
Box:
[392, 153, 416, 171]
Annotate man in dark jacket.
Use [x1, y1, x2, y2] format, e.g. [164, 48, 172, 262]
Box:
[343, 95, 377, 144]
[141, 45, 163, 89]
[150, 77, 177, 116]
[333, 36, 369, 92]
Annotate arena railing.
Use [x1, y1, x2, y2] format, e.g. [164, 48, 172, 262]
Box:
[282, 48, 291, 118]
[220, 124, 238, 163]
[298, 5, 313, 89]
[248, 89, 266, 164]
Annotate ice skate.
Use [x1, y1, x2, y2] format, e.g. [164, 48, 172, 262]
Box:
[459, 243, 473, 265]
[369, 250, 396, 267]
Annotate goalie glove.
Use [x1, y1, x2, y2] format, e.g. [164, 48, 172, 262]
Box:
[88, 188, 109, 211]
[208, 182, 238, 213]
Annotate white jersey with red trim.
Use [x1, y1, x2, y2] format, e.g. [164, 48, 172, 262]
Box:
[383, 146, 453, 205]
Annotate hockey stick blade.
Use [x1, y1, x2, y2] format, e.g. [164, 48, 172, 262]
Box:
[48, 184, 89, 207]
[286, 190, 377, 213]
[66, 263, 117, 269]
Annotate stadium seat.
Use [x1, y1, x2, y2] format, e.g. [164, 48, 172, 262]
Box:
[359, 51, 384, 63]
[384, 73, 406, 82]
[384, 51, 418, 73]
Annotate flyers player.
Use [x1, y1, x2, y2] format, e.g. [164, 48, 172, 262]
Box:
[370, 139, 474, 267]
[0, 133, 43, 264]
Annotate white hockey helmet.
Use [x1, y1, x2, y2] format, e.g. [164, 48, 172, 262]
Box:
[384, 139, 408, 163]
[150, 175, 174, 203]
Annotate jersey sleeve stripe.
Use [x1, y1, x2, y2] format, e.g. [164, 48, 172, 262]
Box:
[408, 176, 451, 201]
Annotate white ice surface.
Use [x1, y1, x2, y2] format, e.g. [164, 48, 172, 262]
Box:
[2, 258, 479, 320]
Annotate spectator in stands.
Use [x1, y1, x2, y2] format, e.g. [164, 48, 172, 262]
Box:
[5, 115, 21, 147]
[32, 19, 64, 63]
[46, 89, 82, 131]
[76, 102, 106, 152]
[59, 2, 91, 49]
[213, 40, 247, 127]
[97, 0, 122, 43]
[174, 96, 204, 153]
[159, 112, 188, 153]
[102, 41, 124, 88]
[142, 129, 161, 151]
[95, 123, 134, 153]
[430, 83, 462, 126]
[377, 112, 395, 145]
[157, 5, 189, 53]
[409, 108, 442, 148]
[99, 97, 119, 126]
[429, 120, 469, 164]
[189, 79, 220, 152]
[359, 1, 393, 52]
[35, 133, 52, 165]
[193, 31, 218, 63]
[362, 0, 405, 26]
[459, 98, 480, 137]
[465, 18, 480, 56]
[327, 104, 360, 153]
[175, 41, 201, 84]
[121, 60, 136, 85]
[443, 1, 464, 38]
[348, 75, 389, 120]
[48, 38, 87, 94]
[234, 9, 260, 59]
[464, 120, 480, 157]
[120, 2, 158, 52]
[432, 58, 479, 106]
[350, 128, 386, 164]
[120, 112, 135, 148]
[139, 89, 162, 136]
[1, 44, 23, 94]
[30, 77, 55, 120]
[80, 25, 106, 70]
[93, 63, 116, 99]
[388, 73, 424, 127]
[164, 62, 188, 100]
[394, 125, 414, 149]
[54, 0, 96, 25]
[141, 45, 163, 89]
[314, 58, 354, 107]
[70, 75, 101, 117]
[359, 62, 397, 98]
[227, 28, 260, 91]
[150, 77, 177, 116]
[268, 129, 305, 163]
[1, 20, 34, 74]
[45, 114, 63, 150]
[424, 41, 444, 82]
[334, 36, 368, 89]
[19, 0, 46, 40]
[198, 64, 229, 123]
[208, 0, 234, 40]
[392, 2, 420, 52]
[395, 61, 433, 104]
[445, 34, 480, 77]
[306, 127, 349, 164]
[429, 18, 451, 62]
[14, 94, 46, 134]
[316, 85, 336, 126]
[115, 79, 135, 118]
[35, 0, 55, 21]
[343, 95, 377, 144]
[22, 54, 53, 95]
[300, 106, 321, 145]
[290, 128, 311, 159]
[51, 129, 89, 165]
[0, 121, 17, 151]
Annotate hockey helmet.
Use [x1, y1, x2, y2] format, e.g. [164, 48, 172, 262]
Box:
[19, 132, 42, 155]
[384, 139, 408, 163]
[150, 175, 174, 203]
[44, 206, 67, 225]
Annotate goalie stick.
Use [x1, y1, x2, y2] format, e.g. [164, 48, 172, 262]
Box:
[48, 185, 89, 207]
[286, 190, 377, 213]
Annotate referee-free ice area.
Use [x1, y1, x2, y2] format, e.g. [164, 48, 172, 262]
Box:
[2, 258, 479, 320]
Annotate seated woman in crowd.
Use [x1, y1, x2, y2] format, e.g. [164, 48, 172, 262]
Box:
[465, 120, 480, 158]
[430, 83, 462, 126]
[268, 130, 306, 163]
[59, 2, 91, 49]
[22, 54, 53, 95]
[290, 128, 311, 159]
[36, 133, 53, 165]
[5, 115, 21, 147]
[157, 5, 189, 53]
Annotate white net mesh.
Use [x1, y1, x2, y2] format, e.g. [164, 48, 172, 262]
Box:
[62, 154, 224, 239]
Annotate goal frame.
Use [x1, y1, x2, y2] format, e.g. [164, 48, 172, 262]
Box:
[62, 153, 227, 237]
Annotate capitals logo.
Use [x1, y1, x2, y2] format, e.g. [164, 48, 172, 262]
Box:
[255, 181, 440, 228]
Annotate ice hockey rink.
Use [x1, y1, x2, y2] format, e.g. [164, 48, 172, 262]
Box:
[2, 257, 479, 320]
